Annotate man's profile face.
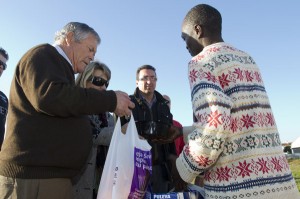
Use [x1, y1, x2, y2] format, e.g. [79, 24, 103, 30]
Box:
[69, 33, 98, 74]
[181, 23, 203, 57]
[0, 54, 7, 77]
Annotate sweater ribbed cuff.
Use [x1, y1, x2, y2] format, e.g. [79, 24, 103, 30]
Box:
[176, 153, 198, 183]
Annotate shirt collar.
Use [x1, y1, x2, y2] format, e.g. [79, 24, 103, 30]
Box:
[139, 91, 157, 108]
[53, 44, 73, 68]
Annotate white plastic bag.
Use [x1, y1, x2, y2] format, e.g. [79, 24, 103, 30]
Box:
[97, 113, 152, 199]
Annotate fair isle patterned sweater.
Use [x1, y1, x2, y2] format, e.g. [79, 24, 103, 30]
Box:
[176, 42, 300, 199]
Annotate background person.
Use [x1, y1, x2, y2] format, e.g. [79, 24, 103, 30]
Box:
[162, 94, 184, 156]
[121, 65, 182, 193]
[171, 4, 300, 199]
[0, 47, 9, 150]
[0, 22, 134, 199]
[73, 61, 115, 199]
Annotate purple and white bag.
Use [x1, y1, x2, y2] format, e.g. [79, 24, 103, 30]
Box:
[128, 148, 152, 198]
[97, 113, 152, 199]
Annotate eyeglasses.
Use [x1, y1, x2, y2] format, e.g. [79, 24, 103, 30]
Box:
[91, 76, 109, 88]
[138, 76, 157, 82]
[0, 60, 7, 70]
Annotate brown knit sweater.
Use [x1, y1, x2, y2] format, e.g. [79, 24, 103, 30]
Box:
[0, 44, 117, 179]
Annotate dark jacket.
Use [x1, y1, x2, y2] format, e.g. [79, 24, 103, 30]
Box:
[122, 88, 176, 165]
[0, 44, 117, 179]
[0, 91, 8, 148]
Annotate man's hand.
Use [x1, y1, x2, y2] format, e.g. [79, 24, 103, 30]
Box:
[151, 125, 183, 144]
[168, 154, 188, 191]
[113, 91, 135, 117]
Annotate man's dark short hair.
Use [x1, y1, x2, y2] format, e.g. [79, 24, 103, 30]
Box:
[136, 65, 156, 80]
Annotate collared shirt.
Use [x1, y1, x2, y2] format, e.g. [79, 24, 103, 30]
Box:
[139, 91, 157, 108]
[53, 44, 73, 70]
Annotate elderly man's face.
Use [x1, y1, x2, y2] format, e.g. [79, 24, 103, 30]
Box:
[69, 33, 98, 74]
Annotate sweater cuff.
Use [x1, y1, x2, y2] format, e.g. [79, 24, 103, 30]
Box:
[176, 152, 198, 183]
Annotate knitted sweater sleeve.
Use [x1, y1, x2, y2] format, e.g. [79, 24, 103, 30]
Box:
[176, 51, 233, 183]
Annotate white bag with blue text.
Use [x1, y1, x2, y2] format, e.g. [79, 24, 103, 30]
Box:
[97, 113, 152, 199]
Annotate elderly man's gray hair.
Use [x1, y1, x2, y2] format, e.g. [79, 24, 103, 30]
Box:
[54, 22, 101, 45]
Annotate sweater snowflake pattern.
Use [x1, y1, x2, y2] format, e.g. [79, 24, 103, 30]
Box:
[176, 42, 300, 199]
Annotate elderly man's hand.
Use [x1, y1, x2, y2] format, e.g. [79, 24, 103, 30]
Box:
[113, 91, 135, 117]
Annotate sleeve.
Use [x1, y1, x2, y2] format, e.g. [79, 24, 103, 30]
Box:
[94, 113, 115, 146]
[173, 120, 185, 155]
[176, 60, 233, 183]
[94, 126, 114, 146]
[18, 46, 116, 117]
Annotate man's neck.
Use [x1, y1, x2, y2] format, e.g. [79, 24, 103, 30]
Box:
[139, 91, 154, 104]
[143, 94, 154, 104]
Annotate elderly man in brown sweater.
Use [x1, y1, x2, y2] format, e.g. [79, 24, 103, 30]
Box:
[0, 22, 134, 199]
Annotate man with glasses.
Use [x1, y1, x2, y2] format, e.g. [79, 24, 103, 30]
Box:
[0, 47, 8, 150]
[122, 64, 183, 194]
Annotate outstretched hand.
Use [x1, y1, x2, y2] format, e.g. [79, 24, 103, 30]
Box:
[151, 125, 183, 144]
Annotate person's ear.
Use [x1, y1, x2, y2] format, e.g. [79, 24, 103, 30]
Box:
[194, 24, 203, 38]
[65, 32, 74, 45]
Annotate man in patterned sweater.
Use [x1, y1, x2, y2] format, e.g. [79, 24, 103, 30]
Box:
[170, 4, 300, 199]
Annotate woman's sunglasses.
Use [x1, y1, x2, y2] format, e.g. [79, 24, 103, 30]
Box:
[91, 76, 109, 88]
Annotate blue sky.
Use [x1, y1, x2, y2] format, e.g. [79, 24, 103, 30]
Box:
[1, 1, 300, 142]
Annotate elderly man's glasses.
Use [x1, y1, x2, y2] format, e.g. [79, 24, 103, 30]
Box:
[138, 76, 157, 82]
[0, 60, 7, 70]
[91, 76, 109, 88]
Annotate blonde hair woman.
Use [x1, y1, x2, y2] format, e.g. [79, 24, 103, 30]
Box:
[73, 61, 115, 199]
